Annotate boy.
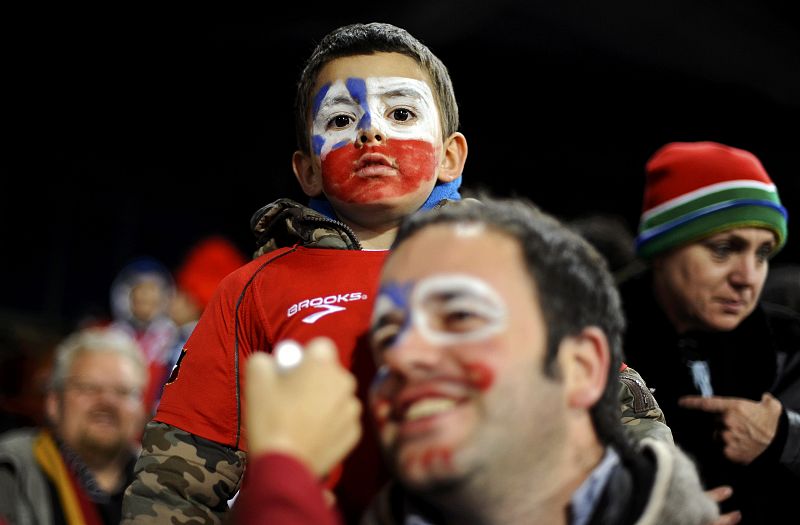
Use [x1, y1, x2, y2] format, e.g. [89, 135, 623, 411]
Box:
[122, 22, 467, 524]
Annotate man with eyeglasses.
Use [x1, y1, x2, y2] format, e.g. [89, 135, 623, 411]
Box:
[0, 326, 147, 525]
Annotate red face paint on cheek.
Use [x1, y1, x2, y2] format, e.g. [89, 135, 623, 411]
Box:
[402, 448, 454, 474]
[464, 362, 495, 391]
[321, 139, 438, 203]
[370, 398, 391, 433]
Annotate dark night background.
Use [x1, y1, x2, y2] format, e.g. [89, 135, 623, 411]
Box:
[5, 1, 799, 334]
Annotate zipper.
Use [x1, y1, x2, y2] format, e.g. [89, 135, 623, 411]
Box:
[303, 215, 363, 250]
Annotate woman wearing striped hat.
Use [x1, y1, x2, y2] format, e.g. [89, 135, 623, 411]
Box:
[619, 141, 799, 525]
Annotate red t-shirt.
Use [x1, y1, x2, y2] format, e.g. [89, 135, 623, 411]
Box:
[155, 246, 389, 520]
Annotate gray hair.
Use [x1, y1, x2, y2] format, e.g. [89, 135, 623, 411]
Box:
[49, 326, 147, 392]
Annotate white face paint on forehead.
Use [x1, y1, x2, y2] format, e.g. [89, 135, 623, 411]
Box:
[372, 273, 508, 352]
[453, 222, 486, 237]
[311, 76, 441, 160]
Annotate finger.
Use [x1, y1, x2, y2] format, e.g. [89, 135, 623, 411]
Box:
[714, 510, 742, 525]
[720, 429, 736, 445]
[322, 489, 337, 509]
[705, 485, 733, 504]
[306, 337, 338, 362]
[246, 352, 277, 387]
[678, 395, 733, 413]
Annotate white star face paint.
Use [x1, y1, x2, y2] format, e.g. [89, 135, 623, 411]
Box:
[311, 77, 440, 160]
[371, 274, 508, 352]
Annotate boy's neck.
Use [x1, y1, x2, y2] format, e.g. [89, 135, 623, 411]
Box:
[346, 221, 398, 250]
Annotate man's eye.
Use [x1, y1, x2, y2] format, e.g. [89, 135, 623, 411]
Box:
[371, 325, 400, 352]
[391, 108, 415, 122]
[328, 115, 354, 129]
[441, 310, 485, 332]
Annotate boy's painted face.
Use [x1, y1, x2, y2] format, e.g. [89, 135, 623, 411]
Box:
[310, 61, 442, 205]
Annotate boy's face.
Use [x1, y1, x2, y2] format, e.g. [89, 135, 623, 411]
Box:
[306, 52, 446, 217]
[368, 224, 567, 489]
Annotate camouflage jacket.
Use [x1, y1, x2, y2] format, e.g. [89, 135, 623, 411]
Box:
[121, 199, 365, 525]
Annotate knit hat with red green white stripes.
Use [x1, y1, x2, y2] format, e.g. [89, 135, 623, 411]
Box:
[635, 141, 787, 259]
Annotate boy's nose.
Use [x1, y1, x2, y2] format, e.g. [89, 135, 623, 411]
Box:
[357, 128, 383, 146]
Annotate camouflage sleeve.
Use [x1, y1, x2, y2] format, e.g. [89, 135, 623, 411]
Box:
[121, 421, 246, 524]
[618, 366, 674, 444]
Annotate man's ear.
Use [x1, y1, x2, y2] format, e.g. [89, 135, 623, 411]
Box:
[436, 132, 468, 183]
[560, 327, 610, 409]
[292, 150, 323, 197]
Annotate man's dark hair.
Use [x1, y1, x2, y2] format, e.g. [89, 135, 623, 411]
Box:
[294, 22, 459, 154]
[391, 195, 628, 447]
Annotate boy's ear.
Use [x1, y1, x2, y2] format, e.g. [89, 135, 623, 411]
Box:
[437, 132, 468, 183]
[559, 326, 610, 409]
[292, 150, 323, 197]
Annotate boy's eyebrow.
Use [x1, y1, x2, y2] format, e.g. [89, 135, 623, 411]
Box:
[381, 87, 427, 99]
[317, 93, 357, 112]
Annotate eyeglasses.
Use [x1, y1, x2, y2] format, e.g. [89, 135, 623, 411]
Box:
[63, 379, 142, 402]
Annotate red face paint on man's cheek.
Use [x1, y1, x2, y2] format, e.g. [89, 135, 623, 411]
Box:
[370, 398, 391, 433]
[320, 139, 438, 203]
[464, 362, 495, 391]
[401, 447, 454, 474]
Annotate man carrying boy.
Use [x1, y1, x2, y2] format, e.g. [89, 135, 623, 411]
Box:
[123, 22, 668, 524]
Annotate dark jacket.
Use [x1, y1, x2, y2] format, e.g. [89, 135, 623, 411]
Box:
[619, 269, 800, 524]
[361, 440, 719, 525]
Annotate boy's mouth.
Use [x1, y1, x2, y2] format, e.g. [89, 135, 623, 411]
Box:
[355, 153, 398, 177]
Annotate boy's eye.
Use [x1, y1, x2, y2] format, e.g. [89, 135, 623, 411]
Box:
[391, 108, 415, 122]
[328, 115, 354, 129]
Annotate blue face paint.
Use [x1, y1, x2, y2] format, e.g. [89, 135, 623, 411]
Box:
[312, 135, 326, 156]
[374, 281, 415, 347]
[381, 281, 413, 311]
[332, 139, 349, 151]
[311, 83, 333, 156]
[345, 77, 370, 131]
[311, 82, 331, 121]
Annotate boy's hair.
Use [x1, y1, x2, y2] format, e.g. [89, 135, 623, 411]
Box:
[391, 195, 628, 447]
[294, 22, 459, 154]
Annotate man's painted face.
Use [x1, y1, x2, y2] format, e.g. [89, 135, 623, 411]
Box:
[368, 225, 563, 489]
[310, 75, 442, 204]
[371, 274, 508, 356]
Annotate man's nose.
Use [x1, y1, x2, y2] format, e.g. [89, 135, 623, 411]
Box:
[381, 327, 443, 379]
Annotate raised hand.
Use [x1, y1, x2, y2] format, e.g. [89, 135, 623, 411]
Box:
[245, 337, 362, 477]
